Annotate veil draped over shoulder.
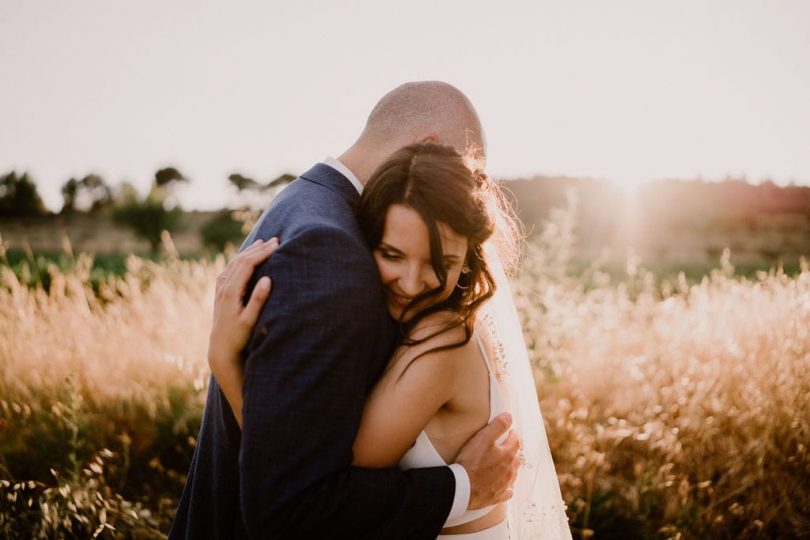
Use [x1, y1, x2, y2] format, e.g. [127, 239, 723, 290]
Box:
[478, 242, 572, 540]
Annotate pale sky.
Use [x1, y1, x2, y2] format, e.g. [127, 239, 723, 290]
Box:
[1, 0, 809, 210]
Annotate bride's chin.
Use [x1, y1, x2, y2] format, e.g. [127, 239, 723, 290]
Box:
[386, 304, 414, 323]
[388, 309, 407, 322]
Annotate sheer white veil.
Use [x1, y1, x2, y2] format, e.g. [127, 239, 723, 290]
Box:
[478, 240, 572, 539]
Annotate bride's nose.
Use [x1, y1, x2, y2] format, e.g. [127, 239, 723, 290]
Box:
[399, 263, 436, 297]
[399, 269, 420, 298]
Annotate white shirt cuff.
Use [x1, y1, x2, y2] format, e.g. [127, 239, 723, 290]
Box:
[447, 464, 471, 521]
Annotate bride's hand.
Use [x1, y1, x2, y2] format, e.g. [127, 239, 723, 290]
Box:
[208, 237, 279, 427]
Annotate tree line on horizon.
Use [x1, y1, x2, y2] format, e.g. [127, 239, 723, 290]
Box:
[3, 169, 809, 255]
[0, 169, 295, 251]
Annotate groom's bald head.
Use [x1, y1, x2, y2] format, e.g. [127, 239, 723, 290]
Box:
[358, 81, 485, 164]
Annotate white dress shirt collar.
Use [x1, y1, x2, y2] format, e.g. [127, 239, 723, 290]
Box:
[322, 157, 363, 195]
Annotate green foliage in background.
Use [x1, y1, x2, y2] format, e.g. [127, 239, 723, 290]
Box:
[60, 174, 114, 214]
[200, 211, 245, 251]
[111, 175, 186, 253]
[0, 171, 48, 218]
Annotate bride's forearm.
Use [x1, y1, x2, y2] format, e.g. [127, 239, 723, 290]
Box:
[208, 350, 245, 428]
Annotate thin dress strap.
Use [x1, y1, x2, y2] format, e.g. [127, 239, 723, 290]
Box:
[473, 331, 503, 423]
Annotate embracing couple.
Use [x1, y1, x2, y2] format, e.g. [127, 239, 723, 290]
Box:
[170, 82, 571, 539]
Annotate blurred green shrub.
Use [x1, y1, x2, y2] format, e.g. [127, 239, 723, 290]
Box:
[112, 196, 184, 254]
[200, 211, 244, 251]
[0, 171, 48, 218]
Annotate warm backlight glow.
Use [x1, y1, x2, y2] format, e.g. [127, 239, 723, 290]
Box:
[0, 1, 808, 210]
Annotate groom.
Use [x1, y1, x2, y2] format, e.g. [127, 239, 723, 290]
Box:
[170, 82, 520, 539]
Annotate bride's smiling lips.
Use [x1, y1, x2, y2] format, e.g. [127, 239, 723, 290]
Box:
[387, 288, 415, 309]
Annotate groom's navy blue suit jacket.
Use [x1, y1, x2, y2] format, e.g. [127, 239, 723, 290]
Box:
[170, 164, 456, 539]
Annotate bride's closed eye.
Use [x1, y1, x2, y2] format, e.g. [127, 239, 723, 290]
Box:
[378, 249, 401, 261]
[377, 245, 458, 269]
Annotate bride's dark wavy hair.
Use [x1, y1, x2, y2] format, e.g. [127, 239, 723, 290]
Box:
[359, 142, 518, 354]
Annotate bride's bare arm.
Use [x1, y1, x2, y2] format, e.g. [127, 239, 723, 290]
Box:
[208, 238, 279, 427]
[350, 352, 456, 467]
[351, 319, 467, 468]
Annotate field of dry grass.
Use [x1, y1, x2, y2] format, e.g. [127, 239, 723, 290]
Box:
[1, 217, 808, 538]
[518, 208, 810, 538]
[0, 251, 217, 537]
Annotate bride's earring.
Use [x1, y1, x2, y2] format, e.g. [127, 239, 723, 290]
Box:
[456, 264, 472, 291]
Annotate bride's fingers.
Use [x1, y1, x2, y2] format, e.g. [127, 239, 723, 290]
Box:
[232, 241, 279, 299]
[221, 239, 279, 301]
[228, 238, 275, 272]
[216, 241, 263, 289]
[234, 238, 279, 270]
[245, 238, 279, 265]
[225, 239, 265, 273]
[226, 237, 274, 271]
[241, 276, 272, 325]
[244, 238, 266, 252]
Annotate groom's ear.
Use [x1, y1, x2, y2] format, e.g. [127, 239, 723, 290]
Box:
[413, 133, 439, 144]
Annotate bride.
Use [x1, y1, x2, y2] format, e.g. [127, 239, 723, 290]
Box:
[208, 142, 571, 539]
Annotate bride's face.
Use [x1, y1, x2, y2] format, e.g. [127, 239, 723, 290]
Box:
[373, 204, 468, 322]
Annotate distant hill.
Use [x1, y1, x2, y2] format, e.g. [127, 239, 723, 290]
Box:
[501, 177, 810, 263]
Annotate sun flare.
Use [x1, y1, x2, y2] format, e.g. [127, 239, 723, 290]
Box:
[609, 175, 650, 196]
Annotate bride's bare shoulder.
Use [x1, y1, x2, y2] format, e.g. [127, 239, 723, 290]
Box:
[407, 310, 467, 346]
[393, 311, 481, 374]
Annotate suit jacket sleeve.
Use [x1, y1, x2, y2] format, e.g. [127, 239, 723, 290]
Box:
[239, 224, 455, 539]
